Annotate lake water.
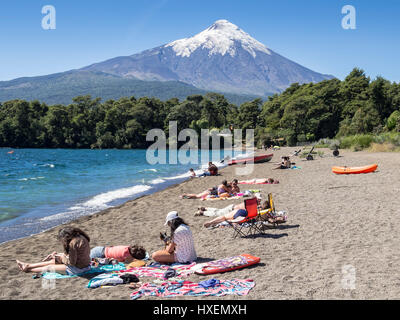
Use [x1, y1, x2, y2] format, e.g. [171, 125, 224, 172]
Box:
[0, 148, 246, 243]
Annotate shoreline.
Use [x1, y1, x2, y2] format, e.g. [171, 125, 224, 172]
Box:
[0, 147, 243, 244]
[1, 147, 400, 300]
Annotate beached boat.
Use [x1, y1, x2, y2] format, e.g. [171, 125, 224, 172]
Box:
[228, 153, 273, 165]
[332, 164, 378, 174]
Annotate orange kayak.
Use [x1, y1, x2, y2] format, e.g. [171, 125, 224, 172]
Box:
[332, 164, 378, 174]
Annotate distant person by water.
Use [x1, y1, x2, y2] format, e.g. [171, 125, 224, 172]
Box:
[198, 162, 218, 177]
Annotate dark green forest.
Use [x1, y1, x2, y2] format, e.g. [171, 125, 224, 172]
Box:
[1, 68, 399, 149]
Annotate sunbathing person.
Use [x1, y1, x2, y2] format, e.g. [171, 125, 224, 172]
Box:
[239, 178, 279, 184]
[198, 162, 219, 177]
[217, 180, 231, 196]
[203, 198, 286, 228]
[16, 227, 91, 276]
[180, 187, 218, 199]
[180, 180, 231, 199]
[229, 179, 241, 194]
[195, 202, 244, 217]
[90, 244, 146, 263]
[152, 211, 197, 264]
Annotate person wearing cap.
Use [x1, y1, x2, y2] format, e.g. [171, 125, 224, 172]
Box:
[152, 211, 197, 264]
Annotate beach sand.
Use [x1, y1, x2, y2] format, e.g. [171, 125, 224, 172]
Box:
[1, 147, 400, 300]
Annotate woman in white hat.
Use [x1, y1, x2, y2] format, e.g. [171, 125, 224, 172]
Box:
[152, 211, 197, 264]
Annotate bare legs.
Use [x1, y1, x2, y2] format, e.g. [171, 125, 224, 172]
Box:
[203, 210, 236, 228]
[181, 190, 210, 199]
[151, 250, 176, 264]
[16, 259, 67, 274]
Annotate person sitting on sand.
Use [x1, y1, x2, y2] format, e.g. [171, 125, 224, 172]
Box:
[90, 244, 146, 263]
[16, 227, 91, 276]
[152, 211, 197, 264]
[217, 180, 231, 196]
[239, 178, 279, 184]
[273, 156, 291, 170]
[203, 198, 286, 228]
[198, 162, 219, 177]
[229, 179, 241, 194]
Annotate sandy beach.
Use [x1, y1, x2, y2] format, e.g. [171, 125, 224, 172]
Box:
[1, 147, 400, 300]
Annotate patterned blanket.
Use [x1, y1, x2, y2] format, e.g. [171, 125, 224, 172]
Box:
[130, 279, 255, 299]
[118, 262, 196, 279]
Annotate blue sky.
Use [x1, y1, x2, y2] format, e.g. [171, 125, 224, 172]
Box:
[0, 0, 399, 82]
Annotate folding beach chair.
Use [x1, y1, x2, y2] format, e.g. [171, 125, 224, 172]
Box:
[229, 197, 264, 238]
[259, 193, 287, 228]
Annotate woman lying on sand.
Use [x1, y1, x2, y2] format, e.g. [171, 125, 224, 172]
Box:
[203, 199, 286, 228]
[152, 211, 197, 264]
[181, 180, 233, 199]
[90, 244, 146, 263]
[16, 227, 91, 276]
[239, 178, 279, 185]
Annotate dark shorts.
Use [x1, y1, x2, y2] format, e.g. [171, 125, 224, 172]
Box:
[233, 209, 248, 219]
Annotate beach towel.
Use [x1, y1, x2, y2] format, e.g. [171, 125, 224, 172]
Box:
[118, 262, 196, 279]
[202, 195, 242, 201]
[40, 262, 126, 280]
[130, 279, 255, 300]
[203, 204, 235, 217]
[87, 273, 139, 288]
[202, 190, 258, 201]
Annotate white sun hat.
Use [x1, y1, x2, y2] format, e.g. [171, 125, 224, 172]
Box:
[165, 211, 179, 225]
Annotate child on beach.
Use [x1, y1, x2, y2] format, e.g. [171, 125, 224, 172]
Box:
[90, 244, 146, 263]
[152, 211, 197, 264]
[16, 227, 91, 276]
[189, 168, 196, 178]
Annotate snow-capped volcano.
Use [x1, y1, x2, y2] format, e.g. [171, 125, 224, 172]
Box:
[83, 20, 334, 96]
[166, 19, 271, 58]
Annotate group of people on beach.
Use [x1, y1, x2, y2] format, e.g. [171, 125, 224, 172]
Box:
[16, 155, 291, 278]
[180, 179, 240, 199]
[16, 210, 197, 276]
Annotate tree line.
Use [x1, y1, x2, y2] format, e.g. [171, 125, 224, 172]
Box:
[1, 68, 399, 149]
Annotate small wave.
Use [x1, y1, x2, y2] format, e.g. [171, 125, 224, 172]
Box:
[150, 178, 166, 184]
[80, 184, 152, 210]
[141, 168, 158, 173]
[38, 163, 55, 168]
[18, 176, 45, 181]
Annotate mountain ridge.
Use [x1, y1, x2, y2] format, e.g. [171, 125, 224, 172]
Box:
[0, 19, 334, 104]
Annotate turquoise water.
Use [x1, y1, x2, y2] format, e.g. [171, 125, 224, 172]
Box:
[0, 148, 242, 243]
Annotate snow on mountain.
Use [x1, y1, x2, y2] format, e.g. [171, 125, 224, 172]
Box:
[165, 19, 271, 58]
[80, 19, 334, 96]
